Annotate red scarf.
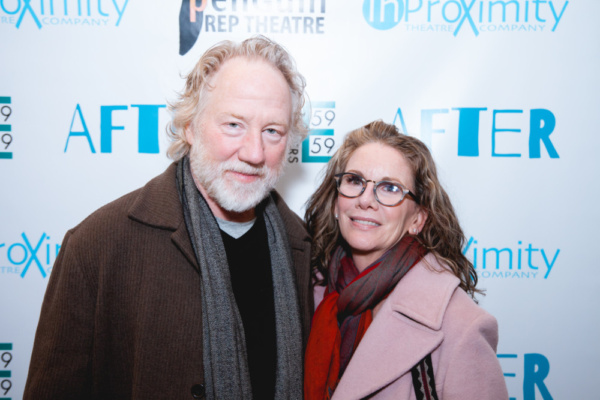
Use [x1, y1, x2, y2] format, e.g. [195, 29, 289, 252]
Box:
[304, 236, 427, 399]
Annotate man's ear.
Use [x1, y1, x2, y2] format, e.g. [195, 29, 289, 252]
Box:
[185, 123, 195, 145]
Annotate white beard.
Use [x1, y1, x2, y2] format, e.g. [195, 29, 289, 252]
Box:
[189, 142, 285, 213]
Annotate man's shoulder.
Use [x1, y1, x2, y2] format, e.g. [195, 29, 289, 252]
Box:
[67, 163, 180, 242]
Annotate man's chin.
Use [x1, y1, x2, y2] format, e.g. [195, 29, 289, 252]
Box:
[210, 180, 272, 214]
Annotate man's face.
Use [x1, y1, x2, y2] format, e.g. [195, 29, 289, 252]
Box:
[185, 57, 293, 221]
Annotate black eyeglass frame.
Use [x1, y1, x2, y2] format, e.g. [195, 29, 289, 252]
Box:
[334, 172, 420, 206]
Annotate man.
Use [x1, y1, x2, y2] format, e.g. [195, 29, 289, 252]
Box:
[24, 36, 312, 400]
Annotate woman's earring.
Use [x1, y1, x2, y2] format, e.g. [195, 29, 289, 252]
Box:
[335, 214, 338, 220]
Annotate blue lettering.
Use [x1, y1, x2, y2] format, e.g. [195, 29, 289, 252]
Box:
[65, 104, 96, 153]
[21, 232, 48, 278]
[524, 353, 553, 400]
[482, 247, 512, 269]
[16, 0, 42, 28]
[100, 105, 128, 153]
[492, 109, 522, 157]
[7, 243, 27, 265]
[526, 243, 539, 270]
[98, 0, 109, 16]
[112, 0, 129, 26]
[393, 107, 409, 136]
[131, 104, 165, 154]
[548, 1, 568, 31]
[533, 0, 547, 23]
[454, 107, 486, 156]
[454, 0, 478, 36]
[489, 0, 520, 23]
[529, 109, 558, 158]
[541, 248, 559, 278]
[442, 0, 461, 23]
[420, 108, 448, 148]
[404, 0, 423, 22]
[1, 0, 20, 14]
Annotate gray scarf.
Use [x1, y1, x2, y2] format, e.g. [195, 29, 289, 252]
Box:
[177, 157, 303, 400]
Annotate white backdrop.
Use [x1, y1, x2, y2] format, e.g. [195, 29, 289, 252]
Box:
[1, 1, 598, 399]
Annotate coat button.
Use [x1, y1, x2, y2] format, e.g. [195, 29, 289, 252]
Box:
[191, 383, 205, 399]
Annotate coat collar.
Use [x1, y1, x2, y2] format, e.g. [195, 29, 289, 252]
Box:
[127, 162, 198, 269]
[332, 253, 460, 399]
[125, 162, 311, 273]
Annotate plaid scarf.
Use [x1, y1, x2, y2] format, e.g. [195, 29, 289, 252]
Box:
[304, 235, 427, 399]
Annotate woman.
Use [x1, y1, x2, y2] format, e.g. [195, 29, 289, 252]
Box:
[304, 121, 508, 400]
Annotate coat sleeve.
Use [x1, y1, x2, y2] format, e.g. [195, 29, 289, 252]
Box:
[440, 310, 509, 400]
[23, 230, 96, 399]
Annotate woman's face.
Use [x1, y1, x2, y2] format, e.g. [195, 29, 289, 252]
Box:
[335, 142, 427, 271]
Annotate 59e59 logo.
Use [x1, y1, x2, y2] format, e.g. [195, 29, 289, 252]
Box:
[0, 343, 12, 399]
[0, 97, 12, 160]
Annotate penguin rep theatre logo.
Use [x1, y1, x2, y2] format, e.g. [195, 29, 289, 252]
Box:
[362, 0, 569, 35]
[178, 0, 327, 55]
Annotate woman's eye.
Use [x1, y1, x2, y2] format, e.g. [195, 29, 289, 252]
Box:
[346, 176, 363, 185]
[380, 183, 401, 193]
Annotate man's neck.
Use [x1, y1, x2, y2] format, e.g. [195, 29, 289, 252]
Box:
[192, 173, 256, 223]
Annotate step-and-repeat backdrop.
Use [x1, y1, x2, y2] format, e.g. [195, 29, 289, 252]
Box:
[1, 1, 598, 398]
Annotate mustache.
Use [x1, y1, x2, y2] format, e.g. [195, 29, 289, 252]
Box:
[220, 160, 267, 178]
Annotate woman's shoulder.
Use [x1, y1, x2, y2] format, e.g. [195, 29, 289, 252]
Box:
[389, 253, 495, 332]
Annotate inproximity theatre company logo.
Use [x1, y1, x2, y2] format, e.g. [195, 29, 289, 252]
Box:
[463, 237, 559, 279]
[1, 0, 129, 28]
[178, 0, 327, 55]
[0, 233, 61, 278]
[362, 0, 569, 35]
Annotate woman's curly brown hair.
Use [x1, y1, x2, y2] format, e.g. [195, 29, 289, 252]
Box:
[304, 120, 481, 298]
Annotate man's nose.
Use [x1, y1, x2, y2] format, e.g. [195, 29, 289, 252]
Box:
[238, 130, 266, 166]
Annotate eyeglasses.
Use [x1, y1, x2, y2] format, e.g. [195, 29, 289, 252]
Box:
[334, 172, 419, 206]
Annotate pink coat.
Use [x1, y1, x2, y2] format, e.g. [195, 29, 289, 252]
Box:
[314, 253, 509, 400]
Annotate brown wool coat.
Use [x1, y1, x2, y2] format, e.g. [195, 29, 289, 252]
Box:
[23, 162, 313, 400]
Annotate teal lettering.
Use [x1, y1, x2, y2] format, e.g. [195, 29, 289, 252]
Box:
[548, 1, 568, 31]
[112, 0, 129, 26]
[541, 249, 559, 278]
[100, 105, 128, 153]
[65, 104, 96, 153]
[454, 107, 487, 156]
[526, 243, 539, 269]
[420, 108, 448, 148]
[529, 109, 558, 158]
[16, 0, 42, 29]
[392, 108, 409, 136]
[131, 104, 165, 154]
[524, 353, 553, 400]
[492, 109, 522, 157]
[483, 247, 513, 270]
[405, 0, 423, 21]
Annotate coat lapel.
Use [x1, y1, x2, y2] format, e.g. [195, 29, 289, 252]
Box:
[333, 254, 459, 400]
[127, 162, 199, 270]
